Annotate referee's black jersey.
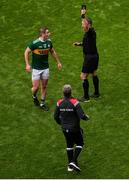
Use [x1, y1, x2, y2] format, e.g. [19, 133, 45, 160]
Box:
[54, 97, 88, 132]
[83, 28, 98, 55]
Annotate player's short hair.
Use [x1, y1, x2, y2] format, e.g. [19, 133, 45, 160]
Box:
[63, 84, 72, 98]
[39, 27, 48, 36]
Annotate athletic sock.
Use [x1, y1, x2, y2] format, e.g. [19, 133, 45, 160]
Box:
[32, 93, 37, 99]
[41, 96, 45, 101]
[83, 79, 89, 98]
[32, 90, 38, 99]
[93, 76, 99, 95]
[73, 146, 83, 164]
[66, 148, 74, 163]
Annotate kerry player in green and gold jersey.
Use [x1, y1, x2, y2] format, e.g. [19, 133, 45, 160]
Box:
[24, 27, 62, 111]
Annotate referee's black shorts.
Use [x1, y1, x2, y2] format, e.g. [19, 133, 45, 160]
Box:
[63, 129, 84, 148]
[82, 54, 99, 74]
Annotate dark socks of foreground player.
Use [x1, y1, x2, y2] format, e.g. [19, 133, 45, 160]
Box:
[93, 75, 99, 95]
[67, 149, 74, 163]
[73, 147, 82, 164]
[83, 79, 89, 99]
[67, 147, 82, 164]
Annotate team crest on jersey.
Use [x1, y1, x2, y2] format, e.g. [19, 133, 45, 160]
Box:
[43, 44, 47, 48]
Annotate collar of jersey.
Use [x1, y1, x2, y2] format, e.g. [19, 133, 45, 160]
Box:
[39, 37, 47, 42]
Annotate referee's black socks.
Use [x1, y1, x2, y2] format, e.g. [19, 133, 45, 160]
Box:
[93, 75, 99, 95]
[83, 79, 89, 99]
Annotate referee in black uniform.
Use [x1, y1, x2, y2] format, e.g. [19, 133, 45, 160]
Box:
[54, 84, 89, 172]
[74, 17, 100, 102]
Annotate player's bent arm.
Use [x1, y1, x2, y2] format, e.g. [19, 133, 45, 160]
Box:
[54, 106, 61, 125]
[50, 48, 62, 70]
[24, 47, 31, 72]
[76, 103, 89, 120]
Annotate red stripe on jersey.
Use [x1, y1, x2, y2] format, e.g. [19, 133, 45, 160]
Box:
[57, 99, 63, 106]
[69, 98, 79, 106]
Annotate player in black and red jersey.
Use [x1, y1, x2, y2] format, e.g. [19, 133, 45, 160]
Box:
[54, 84, 89, 172]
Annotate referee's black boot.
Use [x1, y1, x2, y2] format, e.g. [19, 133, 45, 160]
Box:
[78, 96, 90, 102]
[90, 93, 100, 98]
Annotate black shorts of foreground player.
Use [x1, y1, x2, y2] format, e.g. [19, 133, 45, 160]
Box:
[24, 27, 62, 111]
[54, 84, 89, 172]
[73, 17, 100, 102]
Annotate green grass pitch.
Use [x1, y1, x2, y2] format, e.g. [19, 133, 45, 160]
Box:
[0, 0, 129, 178]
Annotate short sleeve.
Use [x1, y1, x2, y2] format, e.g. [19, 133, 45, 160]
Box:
[28, 41, 35, 51]
[50, 41, 53, 49]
